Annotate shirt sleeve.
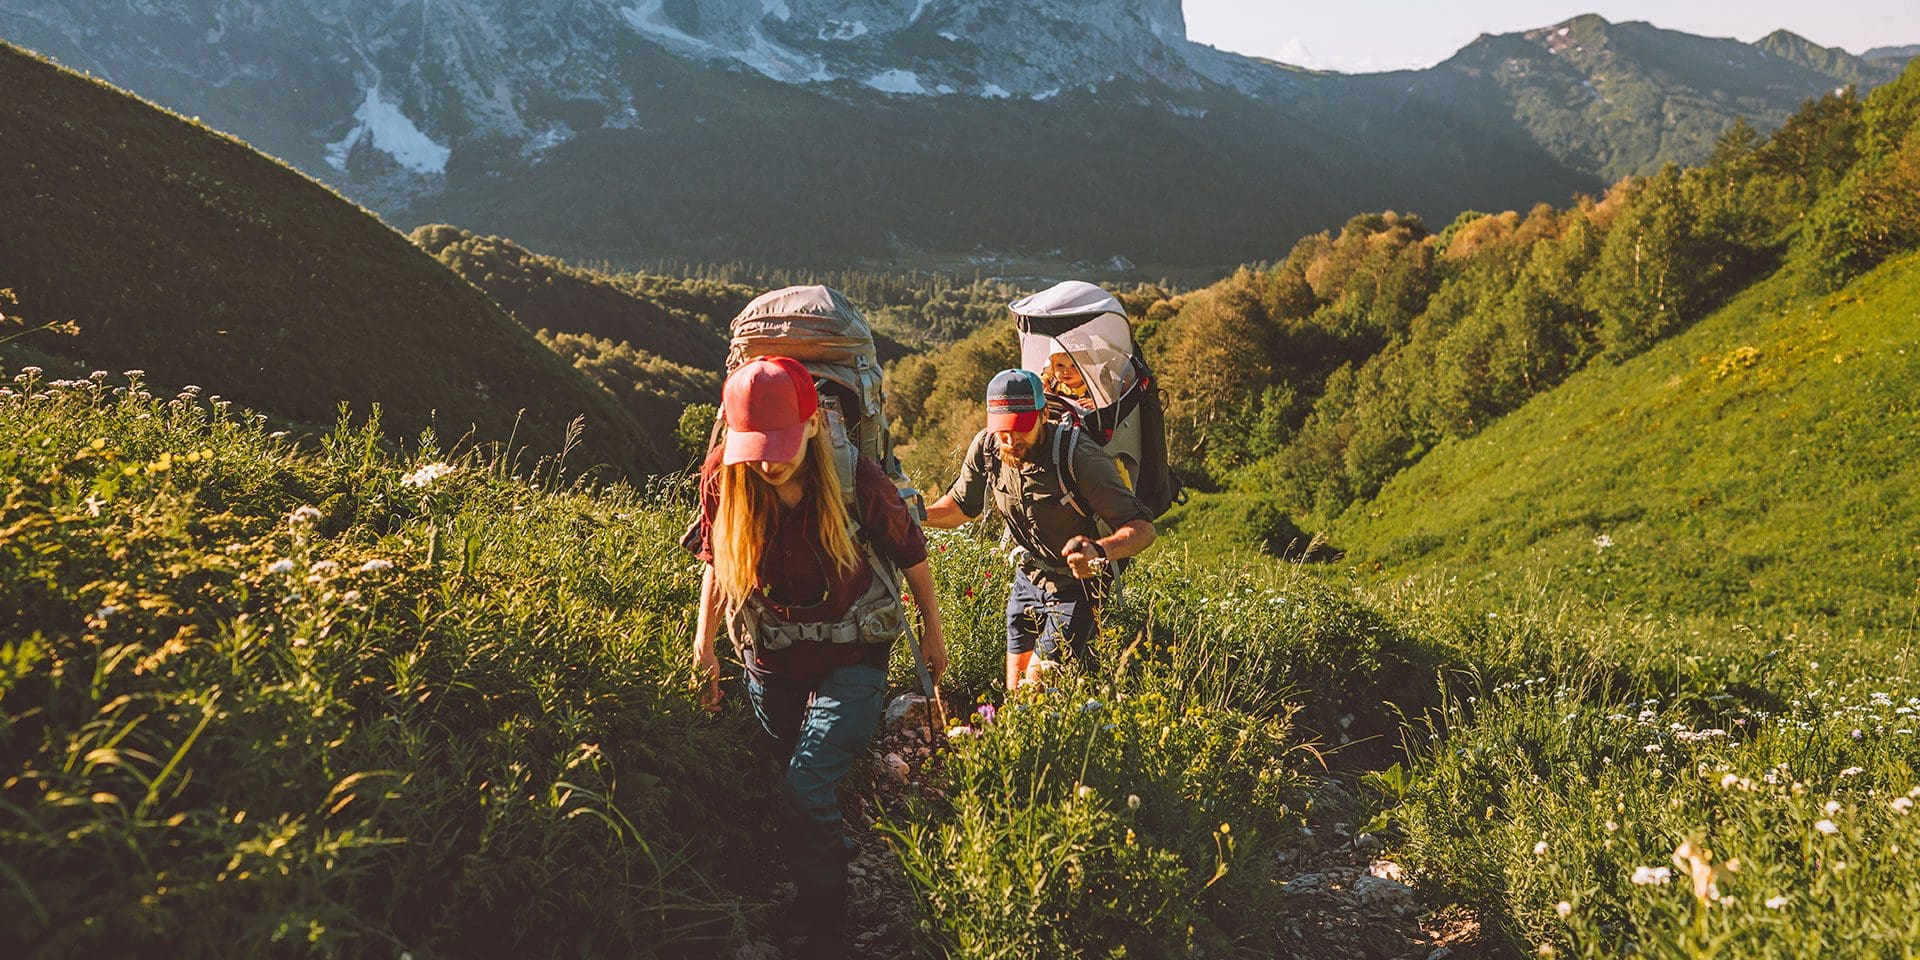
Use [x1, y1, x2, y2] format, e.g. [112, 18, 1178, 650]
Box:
[946, 429, 991, 519]
[856, 458, 930, 569]
[682, 446, 723, 564]
[1071, 434, 1152, 530]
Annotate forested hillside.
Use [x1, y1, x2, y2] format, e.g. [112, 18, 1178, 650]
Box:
[892, 61, 1920, 565]
[0, 42, 669, 475]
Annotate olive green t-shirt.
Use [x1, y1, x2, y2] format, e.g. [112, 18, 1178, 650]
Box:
[948, 424, 1151, 582]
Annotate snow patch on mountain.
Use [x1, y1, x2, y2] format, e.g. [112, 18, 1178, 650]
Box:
[326, 86, 450, 175]
[819, 20, 868, 40]
[866, 68, 926, 94]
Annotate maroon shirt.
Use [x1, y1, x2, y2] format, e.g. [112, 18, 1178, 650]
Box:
[690, 448, 928, 682]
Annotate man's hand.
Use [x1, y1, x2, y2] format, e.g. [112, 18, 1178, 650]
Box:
[1062, 535, 1108, 580]
[694, 643, 722, 712]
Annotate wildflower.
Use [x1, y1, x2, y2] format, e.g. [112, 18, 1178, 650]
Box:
[1592, 533, 1614, 550]
[1127, 794, 1141, 811]
[1534, 841, 1550, 857]
[945, 725, 975, 740]
[1824, 800, 1842, 815]
[1891, 797, 1913, 815]
[308, 560, 339, 576]
[340, 590, 361, 605]
[1075, 784, 1093, 800]
[267, 559, 295, 575]
[288, 505, 323, 526]
[1841, 767, 1864, 777]
[1765, 895, 1790, 909]
[1644, 744, 1662, 754]
[401, 462, 456, 488]
[1555, 901, 1572, 918]
[1605, 820, 1618, 833]
[1219, 823, 1230, 835]
[1081, 699, 1103, 713]
[94, 604, 121, 619]
[1630, 866, 1671, 886]
[1814, 819, 1839, 835]
[357, 558, 395, 574]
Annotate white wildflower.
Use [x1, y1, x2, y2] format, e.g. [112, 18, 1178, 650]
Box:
[357, 558, 395, 574]
[288, 505, 323, 526]
[1555, 901, 1572, 918]
[1592, 533, 1614, 550]
[308, 560, 339, 576]
[1824, 800, 1842, 815]
[1814, 819, 1839, 835]
[401, 462, 456, 488]
[1765, 895, 1790, 909]
[267, 559, 296, 575]
[1893, 797, 1914, 815]
[1630, 866, 1671, 885]
[1841, 767, 1864, 777]
[1534, 841, 1550, 857]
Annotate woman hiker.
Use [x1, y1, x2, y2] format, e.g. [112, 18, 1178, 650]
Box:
[689, 356, 946, 957]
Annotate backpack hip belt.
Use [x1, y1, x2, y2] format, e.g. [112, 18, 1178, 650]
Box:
[726, 543, 907, 654]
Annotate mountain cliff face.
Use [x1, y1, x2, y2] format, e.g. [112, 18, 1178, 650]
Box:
[0, 4, 1906, 267]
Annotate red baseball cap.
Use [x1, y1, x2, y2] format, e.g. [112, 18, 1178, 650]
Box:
[985, 368, 1047, 433]
[722, 357, 819, 465]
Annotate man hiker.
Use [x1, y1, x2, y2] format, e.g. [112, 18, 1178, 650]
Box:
[923, 368, 1156, 689]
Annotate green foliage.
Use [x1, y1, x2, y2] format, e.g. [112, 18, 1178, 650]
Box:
[0, 369, 757, 956]
[886, 674, 1308, 958]
[1796, 67, 1920, 289]
[0, 44, 666, 475]
[1332, 252, 1920, 625]
[413, 225, 740, 371]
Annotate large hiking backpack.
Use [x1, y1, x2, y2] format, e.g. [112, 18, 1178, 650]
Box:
[721, 284, 923, 518]
[701, 285, 940, 700]
[1010, 281, 1183, 519]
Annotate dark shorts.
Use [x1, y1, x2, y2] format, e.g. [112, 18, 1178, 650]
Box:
[1006, 567, 1104, 662]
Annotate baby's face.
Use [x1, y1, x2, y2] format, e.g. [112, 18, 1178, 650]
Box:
[1047, 354, 1085, 389]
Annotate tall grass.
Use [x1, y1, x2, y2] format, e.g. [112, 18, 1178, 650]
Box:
[0, 367, 753, 956]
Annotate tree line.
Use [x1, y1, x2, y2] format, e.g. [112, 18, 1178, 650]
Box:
[887, 62, 1920, 520]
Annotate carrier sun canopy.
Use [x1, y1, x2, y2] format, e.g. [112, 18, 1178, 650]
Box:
[1010, 281, 1139, 410]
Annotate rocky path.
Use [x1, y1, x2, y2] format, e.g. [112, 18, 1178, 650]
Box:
[733, 695, 1489, 960]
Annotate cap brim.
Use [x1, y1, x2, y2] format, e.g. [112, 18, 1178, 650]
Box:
[985, 409, 1044, 434]
[722, 424, 807, 465]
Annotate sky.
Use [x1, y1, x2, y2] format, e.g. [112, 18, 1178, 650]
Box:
[1183, 1, 1920, 73]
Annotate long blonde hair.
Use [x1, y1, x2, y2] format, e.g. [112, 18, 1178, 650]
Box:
[710, 414, 861, 609]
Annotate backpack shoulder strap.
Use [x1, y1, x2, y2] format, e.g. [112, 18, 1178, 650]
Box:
[1052, 423, 1089, 518]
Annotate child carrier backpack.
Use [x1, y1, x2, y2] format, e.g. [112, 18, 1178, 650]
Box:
[1010, 280, 1184, 520]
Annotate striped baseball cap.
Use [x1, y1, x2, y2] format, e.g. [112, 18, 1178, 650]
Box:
[985, 368, 1046, 433]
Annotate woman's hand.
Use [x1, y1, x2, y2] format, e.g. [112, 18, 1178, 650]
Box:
[694, 565, 723, 712]
[694, 642, 722, 711]
[920, 625, 947, 686]
[901, 560, 946, 685]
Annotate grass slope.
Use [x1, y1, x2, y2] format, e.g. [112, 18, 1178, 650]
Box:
[1331, 252, 1920, 624]
[0, 43, 669, 475]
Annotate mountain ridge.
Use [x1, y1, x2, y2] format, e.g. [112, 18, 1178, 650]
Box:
[1, 5, 1908, 266]
[0, 41, 671, 475]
